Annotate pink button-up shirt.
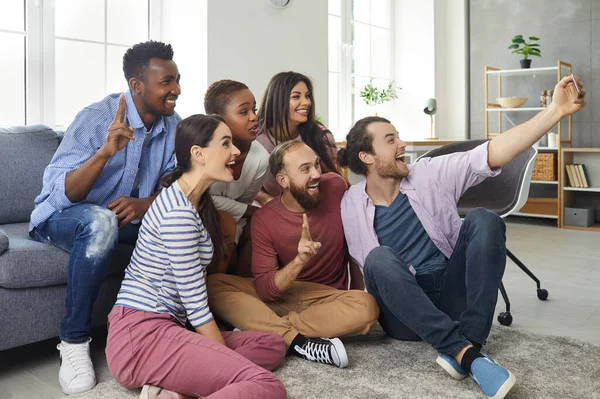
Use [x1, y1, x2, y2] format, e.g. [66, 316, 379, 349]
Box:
[341, 142, 501, 273]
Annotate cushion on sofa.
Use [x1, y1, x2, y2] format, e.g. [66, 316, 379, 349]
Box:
[0, 223, 134, 289]
[0, 125, 60, 224]
[0, 229, 8, 255]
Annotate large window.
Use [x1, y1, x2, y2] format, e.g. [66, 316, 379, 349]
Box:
[0, 0, 28, 126]
[0, 0, 208, 130]
[53, 0, 150, 127]
[328, 0, 394, 141]
[0, 0, 154, 128]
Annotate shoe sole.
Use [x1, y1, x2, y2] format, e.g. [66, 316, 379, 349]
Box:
[59, 377, 96, 395]
[328, 338, 349, 368]
[435, 355, 468, 381]
[487, 370, 516, 399]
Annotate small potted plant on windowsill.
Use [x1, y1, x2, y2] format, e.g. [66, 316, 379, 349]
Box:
[359, 79, 401, 115]
[508, 34, 541, 68]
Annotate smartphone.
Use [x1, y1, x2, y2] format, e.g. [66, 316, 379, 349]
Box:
[571, 74, 582, 98]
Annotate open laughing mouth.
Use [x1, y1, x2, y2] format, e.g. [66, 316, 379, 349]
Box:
[249, 124, 259, 135]
[226, 160, 235, 174]
[307, 181, 320, 194]
[395, 154, 406, 166]
[165, 98, 177, 107]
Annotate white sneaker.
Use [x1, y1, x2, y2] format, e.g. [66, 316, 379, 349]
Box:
[57, 338, 96, 395]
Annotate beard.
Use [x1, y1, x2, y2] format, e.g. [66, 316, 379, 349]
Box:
[142, 91, 175, 117]
[289, 179, 322, 210]
[374, 155, 409, 179]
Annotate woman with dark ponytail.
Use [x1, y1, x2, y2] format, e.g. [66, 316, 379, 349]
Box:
[105, 115, 287, 399]
[256, 71, 342, 198]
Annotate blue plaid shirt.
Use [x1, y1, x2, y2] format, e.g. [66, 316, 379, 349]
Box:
[30, 90, 180, 231]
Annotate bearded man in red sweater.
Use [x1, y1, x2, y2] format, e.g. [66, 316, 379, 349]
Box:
[207, 141, 378, 368]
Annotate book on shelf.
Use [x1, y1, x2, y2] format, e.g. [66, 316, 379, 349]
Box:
[565, 163, 590, 188]
[579, 164, 590, 188]
[565, 164, 577, 187]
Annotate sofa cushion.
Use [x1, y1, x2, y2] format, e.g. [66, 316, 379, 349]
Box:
[0, 125, 60, 224]
[0, 229, 7, 255]
[0, 223, 134, 289]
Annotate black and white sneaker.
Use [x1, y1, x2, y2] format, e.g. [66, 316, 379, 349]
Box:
[293, 337, 348, 368]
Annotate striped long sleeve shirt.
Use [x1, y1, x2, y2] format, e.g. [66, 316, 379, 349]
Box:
[115, 181, 214, 328]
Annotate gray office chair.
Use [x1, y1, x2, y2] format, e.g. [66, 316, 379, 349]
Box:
[418, 140, 547, 326]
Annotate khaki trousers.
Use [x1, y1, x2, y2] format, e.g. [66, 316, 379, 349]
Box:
[207, 273, 379, 347]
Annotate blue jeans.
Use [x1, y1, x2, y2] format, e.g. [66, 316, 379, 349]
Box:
[363, 208, 506, 355]
[30, 203, 140, 344]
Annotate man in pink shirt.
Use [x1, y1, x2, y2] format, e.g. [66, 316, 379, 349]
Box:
[208, 141, 378, 369]
[339, 76, 585, 399]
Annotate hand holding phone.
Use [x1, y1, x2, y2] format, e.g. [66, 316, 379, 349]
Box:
[570, 74, 582, 98]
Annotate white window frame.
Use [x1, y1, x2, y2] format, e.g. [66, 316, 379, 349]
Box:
[328, 0, 395, 141]
[1, 0, 163, 128]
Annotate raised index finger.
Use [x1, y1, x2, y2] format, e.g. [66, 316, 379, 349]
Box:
[301, 213, 312, 241]
[112, 93, 126, 124]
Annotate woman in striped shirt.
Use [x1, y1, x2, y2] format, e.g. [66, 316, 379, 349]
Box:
[105, 114, 287, 399]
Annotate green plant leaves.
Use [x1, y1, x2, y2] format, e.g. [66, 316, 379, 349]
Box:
[359, 79, 400, 106]
[509, 34, 541, 59]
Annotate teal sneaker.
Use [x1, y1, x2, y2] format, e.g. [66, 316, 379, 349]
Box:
[436, 354, 468, 380]
[470, 355, 516, 399]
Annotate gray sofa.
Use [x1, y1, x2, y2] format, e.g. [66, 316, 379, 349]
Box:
[0, 125, 134, 351]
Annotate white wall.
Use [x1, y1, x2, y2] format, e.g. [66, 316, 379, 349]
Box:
[160, 0, 208, 119]
[390, 0, 468, 141]
[391, 0, 436, 140]
[206, 0, 328, 123]
[159, 0, 468, 140]
[434, 0, 468, 140]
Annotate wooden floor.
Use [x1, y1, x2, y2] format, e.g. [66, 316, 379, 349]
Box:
[1, 217, 599, 399]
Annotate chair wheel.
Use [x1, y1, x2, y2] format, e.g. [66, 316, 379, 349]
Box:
[497, 312, 513, 326]
[537, 289, 549, 300]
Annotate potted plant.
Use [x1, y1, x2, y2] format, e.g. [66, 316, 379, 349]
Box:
[508, 35, 541, 68]
[359, 79, 400, 115]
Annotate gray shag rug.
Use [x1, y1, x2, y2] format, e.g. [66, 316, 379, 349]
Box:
[65, 325, 600, 399]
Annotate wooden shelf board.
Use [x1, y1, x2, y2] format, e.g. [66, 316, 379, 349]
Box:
[562, 148, 600, 153]
[519, 197, 558, 216]
[562, 223, 600, 232]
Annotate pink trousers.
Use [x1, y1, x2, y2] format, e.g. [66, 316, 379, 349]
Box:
[105, 306, 287, 399]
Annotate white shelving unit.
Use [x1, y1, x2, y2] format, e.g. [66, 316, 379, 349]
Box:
[486, 66, 558, 76]
[485, 61, 574, 223]
[487, 107, 545, 112]
[564, 187, 600, 193]
[532, 181, 559, 185]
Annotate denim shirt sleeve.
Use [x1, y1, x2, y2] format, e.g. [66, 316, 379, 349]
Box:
[44, 108, 109, 210]
[422, 141, 501, 203]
